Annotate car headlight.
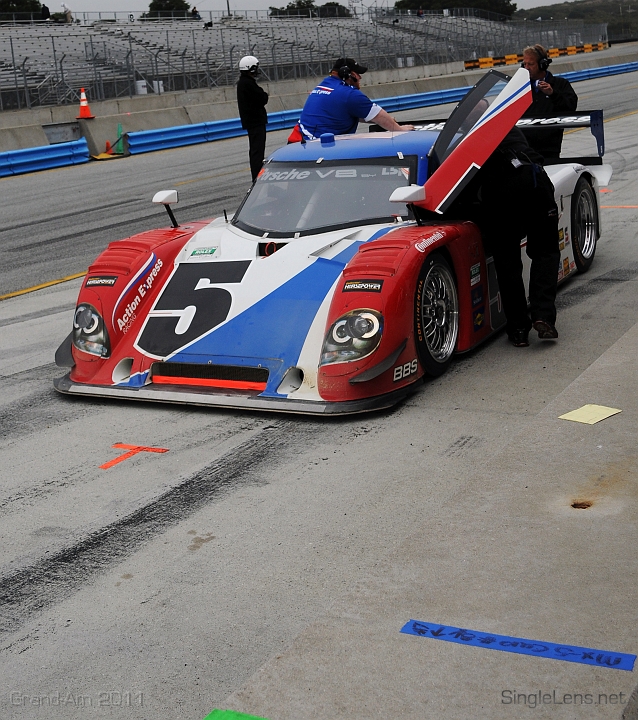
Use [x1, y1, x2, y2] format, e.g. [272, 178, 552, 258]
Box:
[320, 310, 383, 365]
[72, 303, 110, 358]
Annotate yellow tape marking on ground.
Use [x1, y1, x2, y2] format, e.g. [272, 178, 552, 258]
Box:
[0, 271, 86, 301]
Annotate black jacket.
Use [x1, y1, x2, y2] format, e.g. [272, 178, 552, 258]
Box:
[237, 73, 268, 130]
[521, 72, 578, 160]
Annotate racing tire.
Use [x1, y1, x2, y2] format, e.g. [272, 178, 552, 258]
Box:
[572, 176, 598, 273]
[414, 252, 459, 378]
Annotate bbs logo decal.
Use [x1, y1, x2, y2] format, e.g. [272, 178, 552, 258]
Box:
[343, 279, 384, 293]
[86, 275, 118, 287]
[393, 359, 418, 382]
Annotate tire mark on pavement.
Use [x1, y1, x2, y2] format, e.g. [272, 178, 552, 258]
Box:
[0, 418, 324, 635]
[556, 263, 638, 309]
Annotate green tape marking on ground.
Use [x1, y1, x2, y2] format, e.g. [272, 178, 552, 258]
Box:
[202, 710, 269, 720]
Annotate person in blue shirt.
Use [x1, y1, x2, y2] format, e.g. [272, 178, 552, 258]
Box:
[289, 58, 413, 142]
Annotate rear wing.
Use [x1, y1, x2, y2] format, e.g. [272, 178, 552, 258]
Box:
[376, 110, 605, 166]
[516, 110, 604, 166]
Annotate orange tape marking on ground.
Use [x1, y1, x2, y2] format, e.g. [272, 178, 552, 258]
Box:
[600, 205, 638, 208]
[100, 443, 169, 470]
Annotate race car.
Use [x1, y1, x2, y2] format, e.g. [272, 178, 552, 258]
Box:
[54, 68, 612, 414]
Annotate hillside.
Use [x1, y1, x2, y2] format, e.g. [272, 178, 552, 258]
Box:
[513, 0, 638, 40]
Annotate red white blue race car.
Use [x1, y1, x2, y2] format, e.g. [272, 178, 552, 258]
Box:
[54, 68, 611, 414]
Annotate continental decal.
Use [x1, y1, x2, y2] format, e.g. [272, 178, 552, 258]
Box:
[415, 231, 445, 253]
[86, 275, 118, 287]
[343, 279, 384, 293]
[470, 263, 481, 286]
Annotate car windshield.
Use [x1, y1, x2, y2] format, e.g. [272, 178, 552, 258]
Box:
[233, 159, 415, 238]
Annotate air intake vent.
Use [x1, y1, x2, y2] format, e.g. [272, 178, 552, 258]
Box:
[151, 362, 268, 391]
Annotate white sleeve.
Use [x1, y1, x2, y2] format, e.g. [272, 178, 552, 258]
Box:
[364, 104, 382, 122]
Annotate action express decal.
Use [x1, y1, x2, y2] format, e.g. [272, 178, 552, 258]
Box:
[112, 254, 164, 333]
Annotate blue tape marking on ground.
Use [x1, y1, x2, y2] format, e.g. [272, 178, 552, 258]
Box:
[400, 620, 636, 671]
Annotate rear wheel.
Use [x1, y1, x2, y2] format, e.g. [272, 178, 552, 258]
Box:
[572, 177, 598, 273]
[414, 252, 459, 377]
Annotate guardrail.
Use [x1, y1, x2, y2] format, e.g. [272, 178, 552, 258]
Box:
[2, 60, 637, 171]
[126, 111, 301, 154]
[0, 138, 89, 177]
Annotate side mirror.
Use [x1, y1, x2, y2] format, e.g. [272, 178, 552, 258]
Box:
[152, 189, 179, 227]
[152, 189, 178, 205]
[389, 184, 426, 203]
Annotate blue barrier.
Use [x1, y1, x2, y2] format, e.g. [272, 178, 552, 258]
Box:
[2, 60, 637, 171]
[126, 60, 638, 156]
[0, 138, 89, 178]
[561, 61, 638, 83]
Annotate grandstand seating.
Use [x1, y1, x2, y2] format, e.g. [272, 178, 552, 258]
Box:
[0, 13, 608, 111]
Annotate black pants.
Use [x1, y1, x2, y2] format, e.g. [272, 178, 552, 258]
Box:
[480, 164, 560, 334]
[247, 125, 266, 182]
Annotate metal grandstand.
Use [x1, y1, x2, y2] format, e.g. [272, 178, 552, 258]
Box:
[0, 10, 608, 111]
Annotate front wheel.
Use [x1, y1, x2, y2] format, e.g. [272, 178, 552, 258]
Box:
[572, 177, 598, 273]
[414, 252, 459, 377]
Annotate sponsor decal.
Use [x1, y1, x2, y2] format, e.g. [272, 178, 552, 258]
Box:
[415, 230, 445, 253]
[311, 85, 334, 96]
[570, 261, 576, 270]
[191, 246, 218, 257]
[393, 359, 418, 382]
[471, 285, 483, 308]
[260, 166, 409, 182]
[558, 228, 564, 242]
[559, 241, 565, 252]
[343, 279, 384, 293]
[516, 116, 584, 126]
[557, 268, 564, 282]
[113, 255, 164, 334]
[86, 275, 118, 287]
[416, 122, 446, 131]
[564, 229, 570, 246]
[470, 262, 481, 286]
[563, 257, 570, 276]
[473, 306, 485, 331]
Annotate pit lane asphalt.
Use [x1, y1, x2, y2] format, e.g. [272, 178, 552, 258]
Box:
[0, 69, 638, 720]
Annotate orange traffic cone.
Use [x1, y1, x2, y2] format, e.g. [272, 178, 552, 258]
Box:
[76, 88, 95, 119]
[105, 140, 113, 155]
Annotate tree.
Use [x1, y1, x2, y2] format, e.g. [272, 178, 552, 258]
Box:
[270, 0, 317, 16]
[147, 0, 190, 19]
[0, 0, 42, 13]
[394, 0, 517, 17]
[318, 2, 351, 17]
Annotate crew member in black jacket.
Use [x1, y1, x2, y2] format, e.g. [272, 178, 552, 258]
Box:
[478, 127, 561, 346]
[521, 44, 578, 160]
[236, 56, 269, 182]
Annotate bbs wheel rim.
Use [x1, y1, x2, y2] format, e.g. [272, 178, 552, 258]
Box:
[575, 184, 597, 260]
[420, 261, 459, 363]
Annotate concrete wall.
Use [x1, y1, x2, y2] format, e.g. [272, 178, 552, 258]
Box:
[1, 43, 637, 156]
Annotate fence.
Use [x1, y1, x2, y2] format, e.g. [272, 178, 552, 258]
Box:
[0, 11, 608, 111]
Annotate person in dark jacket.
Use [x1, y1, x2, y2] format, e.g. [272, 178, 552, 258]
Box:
[477, 127, 561, 346]
[520, 44, 578, 160]
[236, 56, 268, 182]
